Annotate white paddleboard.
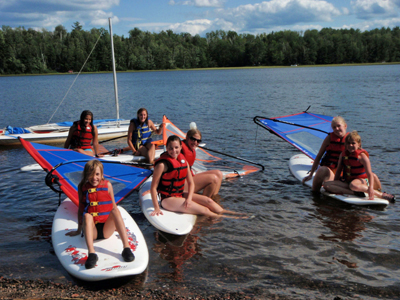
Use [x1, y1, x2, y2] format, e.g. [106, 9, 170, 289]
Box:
[138, 176, 197, 235]
[52, 198, 149, 281]
[289, 154, 389, 206]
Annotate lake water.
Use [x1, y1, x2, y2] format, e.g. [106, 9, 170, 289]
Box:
[1, 65, 400, 299]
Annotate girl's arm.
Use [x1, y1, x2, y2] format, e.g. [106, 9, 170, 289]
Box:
[149, 120, 164, 135]
[303, 135, 330, 183]
[64, 124, 76, 149]
[333, 153, 344, 181]
[360, 153, 375, 200]
[66, 185, 84, 236]
[150, 162, 166, 216]
[184, 162, 195, 208]
[127, 122, 136, 152]
[107, 181, 118, 208]
[92, 126, 102, 157]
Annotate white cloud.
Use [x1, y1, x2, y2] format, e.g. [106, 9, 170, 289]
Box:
[215, 0, 342, 31]
[342, 16, 400, 30]
[169, 0, 225, 7]
[351, 0, 399, 19]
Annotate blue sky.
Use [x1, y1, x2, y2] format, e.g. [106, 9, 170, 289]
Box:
[1, 0, 400, 36]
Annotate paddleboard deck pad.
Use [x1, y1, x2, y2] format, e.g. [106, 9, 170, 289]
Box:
[52, 199, 149, 281]
[289, 154, 389, 206]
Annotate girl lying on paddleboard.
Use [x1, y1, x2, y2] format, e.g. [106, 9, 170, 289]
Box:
[150, 135, 245, 218]
[323, 131, 395, 202]
[64, 110, 103, 158]
[66, 160, 135, 269]
[302, 116, 382, 193]
[181, 123, 223, 198]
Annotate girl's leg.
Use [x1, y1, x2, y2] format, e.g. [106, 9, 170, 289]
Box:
[190, 193, 246, 216]
[161, 196, 222, 217]
[323, 180, 354, 195]
[349, 178, 388, 198]
[372, 173, 382, 191]
[75, 148, 94, 157]
[137, 143, 156, 164]
[192, 170, 223, 198]
[103, 207, 130, 249]
[83, 214, 97, 254]
[312, 166, 334, 192]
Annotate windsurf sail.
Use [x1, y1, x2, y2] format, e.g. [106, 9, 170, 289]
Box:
[254, 111, 333, 160]
[19, 137, 152, 206]
[162, 116, 263, 178]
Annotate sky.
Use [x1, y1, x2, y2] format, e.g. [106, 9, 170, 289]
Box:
[1, 0, 400, 37]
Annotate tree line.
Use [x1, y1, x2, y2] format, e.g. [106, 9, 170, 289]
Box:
[1, 22, 399, 75]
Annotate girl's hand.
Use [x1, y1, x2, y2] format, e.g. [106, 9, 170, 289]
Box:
[184, 198, 192, 209]
[151, 208, 163, 216]
[66, 230, 81, 237]
[368, 186, 375, 200]
[302, 174, 313, 183]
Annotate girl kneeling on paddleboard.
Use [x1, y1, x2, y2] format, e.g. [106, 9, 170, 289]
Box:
[64, 110, 103, 158]
[127, 108, 163, 164]
[150, 135, 244, 218]
[181, 123, 223, 198]
[302, 116, 381, 193]
[66, 160, 135, 269]
[323, 131, 395, 202]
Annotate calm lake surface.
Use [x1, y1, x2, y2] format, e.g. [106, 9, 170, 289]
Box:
[1, 65, 400, 299]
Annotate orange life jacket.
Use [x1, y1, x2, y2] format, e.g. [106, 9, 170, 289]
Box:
[71, 121, 93, 149]
[342, 149, 369, 182]
[155, 152, 188, 198]
[320, 132, 348, 170]
[181, 140, 196, 176]
[81, 180, 113, 224]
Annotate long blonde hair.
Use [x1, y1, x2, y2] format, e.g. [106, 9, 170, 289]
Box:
[78, 160, 104, 190]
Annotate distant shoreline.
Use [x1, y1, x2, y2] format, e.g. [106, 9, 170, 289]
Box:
[1, 62, 399, 77]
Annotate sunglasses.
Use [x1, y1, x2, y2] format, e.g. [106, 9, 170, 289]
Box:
[189, 136, 202, 143]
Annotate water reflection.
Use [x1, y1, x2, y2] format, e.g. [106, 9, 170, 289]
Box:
[152, 227, 203, 282]
[313, 203, 373, 242]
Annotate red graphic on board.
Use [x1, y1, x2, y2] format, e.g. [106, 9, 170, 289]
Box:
[65, 245, 88, 266]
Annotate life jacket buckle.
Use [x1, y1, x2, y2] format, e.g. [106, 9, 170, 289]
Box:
[88, 188, 97, 193]
[90, 201, 98, 206]
[90, 212, 99, 217]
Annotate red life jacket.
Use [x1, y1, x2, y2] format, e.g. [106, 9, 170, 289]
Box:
[155, 152, 188, 198]
[320, 132, 348, 170]
[342, 149, 369, 182]
[81, 180, 113, 224]
[181, 140, 196, 176]
[71, 121, 93, 149]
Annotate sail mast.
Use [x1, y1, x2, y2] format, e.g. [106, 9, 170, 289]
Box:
[108, 18, 120, 123]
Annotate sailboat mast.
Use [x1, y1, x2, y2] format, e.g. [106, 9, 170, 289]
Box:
[108, 18, 120, 122]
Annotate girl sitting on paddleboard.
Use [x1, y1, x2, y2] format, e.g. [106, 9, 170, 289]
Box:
[66, 160, 135, 269]
[323, 131, 395, 202]
[150, 135, 244, 218]
[302, 116, 381, 193]
[127, 108, 163, 164]
[181, 123, 223, 198]
[64, 110, 103, 158]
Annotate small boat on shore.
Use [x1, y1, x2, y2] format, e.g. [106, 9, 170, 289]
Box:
[0, 119, 130, 146]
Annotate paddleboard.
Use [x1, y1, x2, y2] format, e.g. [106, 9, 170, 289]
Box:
[138, 176, 197, 235]
[52, 198, 149, 281]
[289, 154, 389, 206]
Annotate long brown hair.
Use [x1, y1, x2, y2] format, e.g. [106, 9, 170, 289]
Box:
[78, 160, 104, 190]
